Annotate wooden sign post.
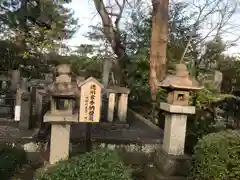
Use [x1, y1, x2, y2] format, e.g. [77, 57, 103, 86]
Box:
[78, 77, 103, 151]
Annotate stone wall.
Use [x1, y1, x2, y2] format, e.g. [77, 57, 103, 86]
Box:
[0, 141, 160, 167]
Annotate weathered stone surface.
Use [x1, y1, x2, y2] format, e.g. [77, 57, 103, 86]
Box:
[163, 114, 187, 155]
[19, 92, 31, 130]
[49, 124, 70, 164]
[154, 147, 191, 177]
[160, 103, 195, 114]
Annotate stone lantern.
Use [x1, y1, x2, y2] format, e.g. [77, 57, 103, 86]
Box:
[155, 64, 202, 177]
[44, 64, 78, 164]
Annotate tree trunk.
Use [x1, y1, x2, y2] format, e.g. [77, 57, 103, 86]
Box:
[102, 59, 112, 87]
[149, 0, 169, 101]
[93, 0, 127, 85]
[16, 0, 27, 51]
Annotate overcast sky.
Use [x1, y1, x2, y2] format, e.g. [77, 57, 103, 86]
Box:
[65, 0, 240, 55]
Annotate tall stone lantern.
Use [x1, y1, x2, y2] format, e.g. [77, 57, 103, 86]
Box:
[156, 64, 202, 177]
[44, 64, 78, 164]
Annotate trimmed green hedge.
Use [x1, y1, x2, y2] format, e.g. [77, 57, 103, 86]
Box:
[0, 145, 27, 180]
[189, 130, 240, 180]
[35, 149, 132, 180]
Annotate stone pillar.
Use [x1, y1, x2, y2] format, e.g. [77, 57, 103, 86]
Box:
[161, 103, 195, 155]
[118, 93, 128, 122]
[107, 93, 115, 122]
[36, 90, 44, 128]
[30, 86, 37, 128]
[50, 124, 70, 164]
[14, 78, 27, 121]
[14, 88, 22, 121]
[19, 92, 31, 130]
[10, 70, 20, 92]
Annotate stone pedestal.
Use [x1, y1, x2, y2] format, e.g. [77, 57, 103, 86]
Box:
[152, 102, 195, 177]
[19, 92, 31, 130]
[154, 146, 191, 177]
[50, 124, 70, 164]
[160, 102, 195, 156]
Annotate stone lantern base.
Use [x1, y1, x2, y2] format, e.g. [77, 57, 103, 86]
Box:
[154, 147, 191, 177]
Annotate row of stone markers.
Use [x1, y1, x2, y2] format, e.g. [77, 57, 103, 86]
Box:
[12, 72, 53, 131]
[43, 64, 131, 164]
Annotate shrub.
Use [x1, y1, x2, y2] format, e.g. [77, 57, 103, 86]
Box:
[188, 130, 240, 180]
[0, 145, 27, 180]
[35, 149, 132, 180]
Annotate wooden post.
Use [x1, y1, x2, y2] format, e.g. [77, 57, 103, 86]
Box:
[107, 93, 115, 122]
[78, 77, 103, 152]
[86, 123, 92, 152]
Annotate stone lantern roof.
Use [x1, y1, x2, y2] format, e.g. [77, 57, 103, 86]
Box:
[48, 64, 78, 97]
[159, 64, 203, 90]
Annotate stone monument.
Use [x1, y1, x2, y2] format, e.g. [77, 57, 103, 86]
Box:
[44, 64, 78, 164]
[155, 64, 202, 177]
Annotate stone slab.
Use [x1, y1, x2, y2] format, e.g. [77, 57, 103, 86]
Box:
[43, 112, 78, 123]
[160, 103, 195, 114]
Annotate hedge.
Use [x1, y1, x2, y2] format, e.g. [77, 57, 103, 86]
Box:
[0, 145, 27, 180]
[35, 149, 132, 180]
[188, 130, 240, 180]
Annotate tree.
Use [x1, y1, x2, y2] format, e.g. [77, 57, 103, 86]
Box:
[149, 0, 169, 102]
[0, 0, 78, 76]
[0, 0, 78, 56]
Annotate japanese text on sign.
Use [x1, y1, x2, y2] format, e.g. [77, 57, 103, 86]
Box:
[84, 84, 96, 121]
[79, 77, 102, 123]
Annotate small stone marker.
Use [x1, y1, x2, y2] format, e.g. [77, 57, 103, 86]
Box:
[106, 86, 130, 122]
[78, 77, 103, 123]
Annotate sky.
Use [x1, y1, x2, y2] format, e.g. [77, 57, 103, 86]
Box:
[65, 0, 240, 55]
[64, 0, 98, 47]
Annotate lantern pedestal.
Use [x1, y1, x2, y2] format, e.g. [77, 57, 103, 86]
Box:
[154, 102, 195, 176]
[161, 102, 195, 155]
[49, 123, 71, 164]
[154, 146, 191, 177]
